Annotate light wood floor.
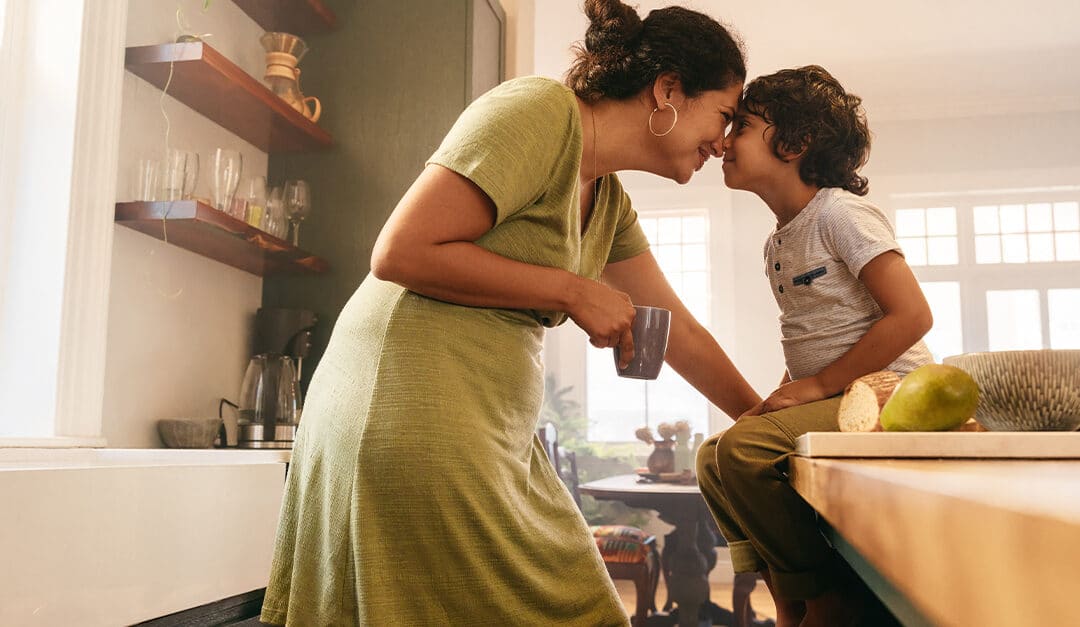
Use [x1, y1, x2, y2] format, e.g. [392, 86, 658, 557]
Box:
[614, 577, 778, 623]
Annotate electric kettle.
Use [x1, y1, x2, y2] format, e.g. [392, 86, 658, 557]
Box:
[237, 353, 299, 449]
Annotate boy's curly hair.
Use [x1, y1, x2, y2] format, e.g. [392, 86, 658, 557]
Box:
[742, 65, 871, 196]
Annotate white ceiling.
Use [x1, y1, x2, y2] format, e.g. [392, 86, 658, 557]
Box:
[533, 0, 1080, 121]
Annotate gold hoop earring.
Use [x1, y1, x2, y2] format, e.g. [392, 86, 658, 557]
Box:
[648, 102, 678, 137]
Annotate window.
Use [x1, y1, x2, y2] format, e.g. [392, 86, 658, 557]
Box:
[0, 0, 123, 444]
[896, 207, 959, 266]
[894, 188, 1080, 359]
[973, 202, 1080, 264]
[1048, 289, 1080, 348]
[918, 281, 963, 362]
[0, 1, 7, 49]
[986, 289, 1042, 350]
[585, 211, 711, 441]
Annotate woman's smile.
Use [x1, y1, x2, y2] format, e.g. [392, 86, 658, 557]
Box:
[697, 147, 710, 171]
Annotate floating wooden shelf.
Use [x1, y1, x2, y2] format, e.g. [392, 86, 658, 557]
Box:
[116, 200, 330, 276]
[234, 0, 337, 34]
[125, 42, 332, 153]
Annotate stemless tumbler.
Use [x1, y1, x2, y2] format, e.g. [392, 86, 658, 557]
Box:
[181, 150, 199, 199]
[160, 149, 190, 201]
[133, 158, 159, 201]
[212, 149, 243, 213]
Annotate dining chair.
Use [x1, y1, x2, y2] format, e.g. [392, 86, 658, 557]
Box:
[538, 423, 660, 627]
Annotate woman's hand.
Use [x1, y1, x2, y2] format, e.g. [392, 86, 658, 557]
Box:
[567, 279, 637, 367]
[740, 376, 829, 417]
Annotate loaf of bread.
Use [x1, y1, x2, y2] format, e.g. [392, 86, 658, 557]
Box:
[837, 371, 902, 432]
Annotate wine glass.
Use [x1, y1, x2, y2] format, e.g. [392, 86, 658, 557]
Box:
[283, 179, 311, 245]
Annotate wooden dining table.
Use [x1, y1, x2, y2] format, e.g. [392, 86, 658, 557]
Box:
[578, 473, 762, 627]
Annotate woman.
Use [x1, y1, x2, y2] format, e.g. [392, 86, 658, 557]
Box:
[261, 1, 759, 624]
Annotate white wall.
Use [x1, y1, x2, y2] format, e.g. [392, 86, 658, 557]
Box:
[866, 110, 1080, 198]
[498, 0, 534, 79]
[103, 0, 270, 447]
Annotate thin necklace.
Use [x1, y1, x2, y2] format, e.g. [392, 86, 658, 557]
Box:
[591, 106, 599, 192]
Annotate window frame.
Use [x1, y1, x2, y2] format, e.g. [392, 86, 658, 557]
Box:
[893, 187, 1080, 355]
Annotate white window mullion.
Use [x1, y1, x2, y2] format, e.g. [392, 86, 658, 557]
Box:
[1039, 287, 1052, 349]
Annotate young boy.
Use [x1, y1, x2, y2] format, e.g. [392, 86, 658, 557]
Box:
[696, 65, 934, 627]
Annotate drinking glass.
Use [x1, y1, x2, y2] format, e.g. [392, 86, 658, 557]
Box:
[229, 194, 249, 221]
[181, 150, 199, 199]
[264, 185, 289, 239]
[160, 149, 189, 201]
[245, 175, 268, 228]
[283, 179, 311, 245]
[212, 149, 243, 213]
[133, 158, 159, 201]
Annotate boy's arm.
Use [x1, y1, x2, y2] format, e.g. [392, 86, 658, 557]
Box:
[749, 251, 932, 414]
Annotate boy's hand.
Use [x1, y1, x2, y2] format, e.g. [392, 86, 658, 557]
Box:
[740, 377, 829, 417]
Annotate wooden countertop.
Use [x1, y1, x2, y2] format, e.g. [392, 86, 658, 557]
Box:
[790, 457, 1080, 627]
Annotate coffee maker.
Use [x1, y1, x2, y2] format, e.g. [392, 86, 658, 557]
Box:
[236, 307, 317, 449]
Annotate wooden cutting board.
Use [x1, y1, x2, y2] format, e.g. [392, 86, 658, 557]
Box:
[795, 431, 1080, 458]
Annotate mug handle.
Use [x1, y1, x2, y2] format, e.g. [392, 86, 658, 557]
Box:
[303, 96, 322, 123]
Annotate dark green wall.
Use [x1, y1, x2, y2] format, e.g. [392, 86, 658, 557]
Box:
[264, 0, 479, 389]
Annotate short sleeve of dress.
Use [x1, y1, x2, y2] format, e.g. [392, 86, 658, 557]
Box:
[427, 77, 576, 226]
[606, 188, 650, 264]
[820, 197, 903, 278]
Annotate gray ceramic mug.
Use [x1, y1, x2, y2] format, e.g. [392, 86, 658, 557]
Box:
[614, 305, 672, 379]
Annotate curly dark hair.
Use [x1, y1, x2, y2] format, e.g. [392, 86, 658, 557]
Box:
[742, 65, 871, 196]
[565, 0, 746, 102]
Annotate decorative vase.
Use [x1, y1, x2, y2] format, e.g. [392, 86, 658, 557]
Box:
[647, 441, 676, 474]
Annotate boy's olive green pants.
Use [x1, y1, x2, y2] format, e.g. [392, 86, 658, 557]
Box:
[696, 397, 846, 601]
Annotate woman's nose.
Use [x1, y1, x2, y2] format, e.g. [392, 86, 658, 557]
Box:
[708, 136, 724, 156]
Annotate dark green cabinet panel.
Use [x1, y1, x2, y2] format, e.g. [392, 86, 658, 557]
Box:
[263, 0, 505, 390]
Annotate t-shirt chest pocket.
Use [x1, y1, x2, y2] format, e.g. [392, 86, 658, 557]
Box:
[786, 257, 843, 302]
[792, 264, 827, 287]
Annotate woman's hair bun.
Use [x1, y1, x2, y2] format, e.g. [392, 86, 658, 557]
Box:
[583, 0, 643, 54]
[566, 0, 746, 102]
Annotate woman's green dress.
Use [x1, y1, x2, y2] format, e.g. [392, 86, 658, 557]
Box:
[261, 76, 649, 626]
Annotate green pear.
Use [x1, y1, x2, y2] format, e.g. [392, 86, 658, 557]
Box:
[880, 364, 980, 431]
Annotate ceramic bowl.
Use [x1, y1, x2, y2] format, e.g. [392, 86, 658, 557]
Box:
[942, 350, 1080, 431]
[157, 417, 223, 448]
